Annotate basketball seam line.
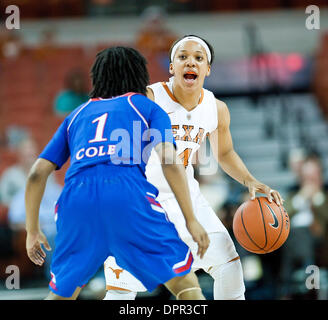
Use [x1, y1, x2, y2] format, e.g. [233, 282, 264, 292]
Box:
[235, 236, 264, 253]
[257, 198, 268, 251]
[240, 206, 264, 252]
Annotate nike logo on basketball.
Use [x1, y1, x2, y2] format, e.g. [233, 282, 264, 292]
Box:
[108, 267, 124, 279]
[265, 203, 279, 229]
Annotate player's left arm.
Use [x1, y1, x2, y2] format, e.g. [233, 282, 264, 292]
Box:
[209, 99, 283, 206]
[25, 158, 56, 266]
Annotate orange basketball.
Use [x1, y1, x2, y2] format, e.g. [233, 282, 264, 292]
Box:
[232, 196, 290, 254]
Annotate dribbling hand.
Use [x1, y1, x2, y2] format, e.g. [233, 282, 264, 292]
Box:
[247, 180, 284, 206]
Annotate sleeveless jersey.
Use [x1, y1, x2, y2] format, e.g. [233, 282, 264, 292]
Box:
[146, 77, 218, 202]
[145, 78, 229, 237]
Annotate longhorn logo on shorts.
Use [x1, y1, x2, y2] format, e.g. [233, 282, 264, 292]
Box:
[265, 203, 279, 229]
[108, 267, 124, 279]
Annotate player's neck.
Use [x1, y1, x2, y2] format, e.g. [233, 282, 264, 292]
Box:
[172, 81, 203, 111]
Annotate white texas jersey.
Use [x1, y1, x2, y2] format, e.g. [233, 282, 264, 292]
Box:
[146, 77, 227, 237]
[146, 77, 217, 201]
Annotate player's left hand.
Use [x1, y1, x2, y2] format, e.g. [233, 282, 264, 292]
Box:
[186, 220, 210, 259]
[26, 230, 51, 266]
[247, 180, 284, 206]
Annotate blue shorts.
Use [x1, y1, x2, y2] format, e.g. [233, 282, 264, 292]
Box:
[49, 164, 193, 298]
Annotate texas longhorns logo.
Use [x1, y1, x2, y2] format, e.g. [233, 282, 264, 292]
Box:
[108, 267, 124, 279]
[171, 125, 205, 145]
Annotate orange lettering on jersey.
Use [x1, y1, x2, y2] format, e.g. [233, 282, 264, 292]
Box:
[108, 267, 124, 279]
[171, 125, 180, 140]
[181, 125, 194, 141]
[193, 128, 205, 145]
[178, 148, 193, 168]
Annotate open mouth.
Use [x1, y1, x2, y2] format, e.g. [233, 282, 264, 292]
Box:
[183, 71, 198, 83]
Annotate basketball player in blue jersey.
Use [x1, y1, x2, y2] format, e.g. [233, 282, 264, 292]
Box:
[25, 46, 210, 300]
[104, 35, 285, 300]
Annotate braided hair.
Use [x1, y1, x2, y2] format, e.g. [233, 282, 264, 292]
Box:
[89, 46, 149, 99]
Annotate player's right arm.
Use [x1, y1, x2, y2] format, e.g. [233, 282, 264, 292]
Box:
[25, 158, 55, 265]
[154, 142, 209, 258]
[25, 118, 70, 266]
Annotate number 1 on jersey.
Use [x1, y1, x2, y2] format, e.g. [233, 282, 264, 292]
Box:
[89, 113, 108, 143]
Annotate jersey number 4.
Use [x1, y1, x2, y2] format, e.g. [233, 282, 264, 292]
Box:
[178, 148, 192, 168]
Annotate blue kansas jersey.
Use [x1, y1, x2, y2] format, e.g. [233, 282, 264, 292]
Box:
[43, 92, 192, 297]
[39, 93, 175, 181]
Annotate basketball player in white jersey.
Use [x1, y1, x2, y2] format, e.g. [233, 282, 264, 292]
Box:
[103, 35, 284, 300]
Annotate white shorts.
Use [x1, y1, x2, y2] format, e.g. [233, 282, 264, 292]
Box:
[104, 256, 147, 292]
[183, 231, 239, 272]
[160, 193, 227, 239]
[104, 232, 239, 292]
[104, 192, 239, 292]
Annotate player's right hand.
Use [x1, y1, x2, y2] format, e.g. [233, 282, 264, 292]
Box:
[186, 220, 210, 259]
[26, 230, 51, 266]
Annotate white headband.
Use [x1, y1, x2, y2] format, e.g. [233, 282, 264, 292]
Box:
[170, 36, 211, 64]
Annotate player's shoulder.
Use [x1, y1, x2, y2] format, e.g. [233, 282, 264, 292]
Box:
[129, 92, 148, 101]
[129, 92, 155, 108]
[62, 98, 93, 131]
[202, 86, 214, 96]
[71, 98, 92, 114]
[215, 98, 231, 130]
[202, 88, 226, 112]
[147, 81, 163, 92]
[146, 87, 155, 101]
[147, 82, 167, 100]
[214, 98, 229, 114]
[129, 93, 163, 117]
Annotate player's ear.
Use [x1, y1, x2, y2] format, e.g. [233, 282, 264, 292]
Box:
[206, 64, 211, 77]
[169, 63, 174, 76]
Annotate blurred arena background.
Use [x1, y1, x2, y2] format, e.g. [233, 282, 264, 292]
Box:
[0, 0, 328, 300]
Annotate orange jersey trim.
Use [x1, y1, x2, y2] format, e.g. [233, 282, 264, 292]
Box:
[161, 82, 204, 105]
[208, 256, 240, 272]
[162, 82, 179, 103]
[198, 88, 204, 104]
[106, 285, 131, 292]
[228, 256, 240, 263]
